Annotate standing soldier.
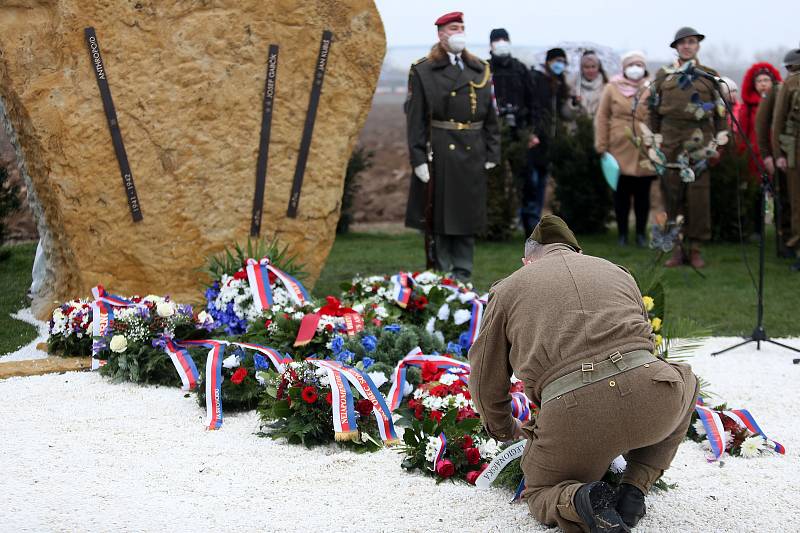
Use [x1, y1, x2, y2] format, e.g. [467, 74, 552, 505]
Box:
[772, 45, 800, 272]
[404, 11, 501, 281]
[755, 75, 794, 258]
[649, 27, 727, 268]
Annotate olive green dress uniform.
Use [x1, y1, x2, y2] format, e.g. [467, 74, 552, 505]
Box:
[772, 71, 800, 251]
[405, 45, 501, 277]
[756, 84, 793, 250]
[469, 229, 697, 533]
[650, 63, 726, 242]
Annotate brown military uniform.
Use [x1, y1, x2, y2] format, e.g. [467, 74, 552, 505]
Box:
[468, 244, 697, 533]
[650, 63, 727, 242]
[772, 71, 800, 250]
[756, 84, 793, 250]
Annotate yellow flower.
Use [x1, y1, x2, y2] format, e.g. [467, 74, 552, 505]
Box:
[642, 296, 654, 312]
[651, 317, 662, 332]
[654, 334, 663, 347]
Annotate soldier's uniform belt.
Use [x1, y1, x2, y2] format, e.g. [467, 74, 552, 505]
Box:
[431, 120, 484, 131]
[541, 349, 657, 405]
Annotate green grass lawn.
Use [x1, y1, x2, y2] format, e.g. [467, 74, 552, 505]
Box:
[1, 230, 798, 355]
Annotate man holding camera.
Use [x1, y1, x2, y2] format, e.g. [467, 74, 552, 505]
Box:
[404, 11, 501, 281]
[469, 215, 698, 533]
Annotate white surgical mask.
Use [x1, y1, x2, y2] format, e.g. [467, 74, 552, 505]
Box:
[492, 40, 511, 57]
[624, 65, 645, 81]
[447, 32, 467, 53]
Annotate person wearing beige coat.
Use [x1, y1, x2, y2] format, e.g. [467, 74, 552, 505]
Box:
[595, 51, 657, 247]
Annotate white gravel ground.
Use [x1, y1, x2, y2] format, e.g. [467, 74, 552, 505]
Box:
[2, 337, 799, 532]
[2, 307, 49, 362]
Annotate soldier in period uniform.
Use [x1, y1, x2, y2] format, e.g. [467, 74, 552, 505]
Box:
[649, 27, 727, 268]
[469, 215, 698, 533]
[771, 45, 800, 272]
[404, 11, 501, 281]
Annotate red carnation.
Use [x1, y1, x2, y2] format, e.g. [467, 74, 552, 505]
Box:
[414, 405, 424, 420]
[408, 399, 419, 410]
[430, 384, 449, 398]
[325, 392, 332, 405]
[465, 470, 481, 485]
[231, 367, 248, 385]
[461, 435, 474, 449]
[429, 410, 443, 423]
[421, 362, 444, 382]
[233, 269, 248, 280]
[264, 319, 273, 329]
[442, 278, 456, 287]
[465, 447, 481, 465]
[436, 459, 455, 478]
[355, 399, 373, 417]
[412, 271, 420, 278]
[456, 407, 477, 422]
[301, 386, 318, 404]
[325, 323, 334, 332]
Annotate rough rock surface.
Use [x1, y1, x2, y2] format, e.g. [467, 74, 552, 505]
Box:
[0, 0, 385, 318]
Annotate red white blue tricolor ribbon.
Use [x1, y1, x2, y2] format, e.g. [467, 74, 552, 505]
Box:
[723, 408, 786, 455]
[308, 359, 399, 444]
[324, 367, 358, 441]
[245, 257, 310, 312]
[511, 391, 532, 422]
[386, 348, 472, 411]
[695, 400, 726, 461]
[432, 432, 447, 472]
[179, 340, 227, 430]
[390, 272, 415, 308]
[231, 342, 292, 373]
[164, 340, 200, 391]
[90, 285, 136, 369]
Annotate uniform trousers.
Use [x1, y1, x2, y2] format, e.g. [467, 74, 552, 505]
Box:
[434, 234, 475, 281]
[521, 359, 698, 533]
[660, 169, 712, 242]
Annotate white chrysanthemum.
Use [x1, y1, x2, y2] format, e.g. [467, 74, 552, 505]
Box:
[740, 436, 764, 458]
[52, 308, 65, 321]
[453, 309, 472, 325]
[413, 388, 427, 399]
[439, 373, 458, 386]
[693, 419, 707, 437]
[437, 303, 451, 321]
[352, 304, 365, 314]
[374, 306, 388, 319]
[414, 271, 439, 285]
[318, 374, 330, 387]
[156, 301, 177, 318]
[422, 396, 445, 411]
[368, 371, 388, 388]
[453, 393, 470, 409]
[479, 438, 499, 458]
[424, 436, 439, 462]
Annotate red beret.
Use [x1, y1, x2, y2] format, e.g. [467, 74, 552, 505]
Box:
[435, 11, 463, 26]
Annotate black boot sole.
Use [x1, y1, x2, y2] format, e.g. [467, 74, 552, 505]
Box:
[575, 482, 631, 533]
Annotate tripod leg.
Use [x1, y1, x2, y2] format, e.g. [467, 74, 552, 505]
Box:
[764, 339, 800, 354]
[711, 338, 754, 356]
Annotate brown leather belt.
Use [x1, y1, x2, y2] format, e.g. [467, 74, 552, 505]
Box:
[431, 120, 483, 131]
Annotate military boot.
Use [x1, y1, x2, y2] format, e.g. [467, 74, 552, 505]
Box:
[616, 483, 646, 528]
[664, 246, 684, 267]
[689, 246, 706, 269]
[573, 481, 631, 533]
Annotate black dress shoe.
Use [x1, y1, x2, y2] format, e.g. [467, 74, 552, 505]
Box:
[616, 483, 646, 528]
[618, 235, 628, 247]
[574, 482, 631, 533]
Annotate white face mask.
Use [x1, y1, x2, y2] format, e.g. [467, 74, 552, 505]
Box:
[447, 32, 467, 53]
[624, 65, 645, 81]
[492, 40, 511, 57]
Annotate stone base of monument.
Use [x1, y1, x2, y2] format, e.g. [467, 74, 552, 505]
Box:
[0, 356, 91, 380]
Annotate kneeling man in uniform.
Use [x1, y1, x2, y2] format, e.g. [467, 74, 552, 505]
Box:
[469, 215, 698, 533]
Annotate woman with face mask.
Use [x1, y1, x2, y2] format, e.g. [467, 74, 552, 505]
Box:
[573, 51, 608, 117]
[522, 48, 574, 234]
[736, 63, 782, 178]
[595, 51, 656, 246]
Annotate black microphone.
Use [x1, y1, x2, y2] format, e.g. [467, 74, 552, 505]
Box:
[685, 62, 723, 84]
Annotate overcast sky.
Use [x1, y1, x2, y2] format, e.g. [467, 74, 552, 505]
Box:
[374, 0, 796, 60]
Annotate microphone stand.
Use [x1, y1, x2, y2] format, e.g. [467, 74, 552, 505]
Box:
[707, 75, 800, 362]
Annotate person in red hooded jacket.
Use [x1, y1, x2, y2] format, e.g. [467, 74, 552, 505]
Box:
[736, 62, 782, 177]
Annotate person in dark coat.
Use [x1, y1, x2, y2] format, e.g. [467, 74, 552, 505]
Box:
[522, 47, 575, 235]
[404, 11, 501, 281]
[488, 28, 535, 130]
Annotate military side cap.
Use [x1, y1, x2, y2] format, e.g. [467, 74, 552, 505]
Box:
[670, 27, 705, 48]
[529, 215, 581, 252]
[784, 45, 800, 67]
[435, 11, 463, 26]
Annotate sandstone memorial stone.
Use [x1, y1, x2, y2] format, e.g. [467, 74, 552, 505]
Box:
[0, 0, 385, 319]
